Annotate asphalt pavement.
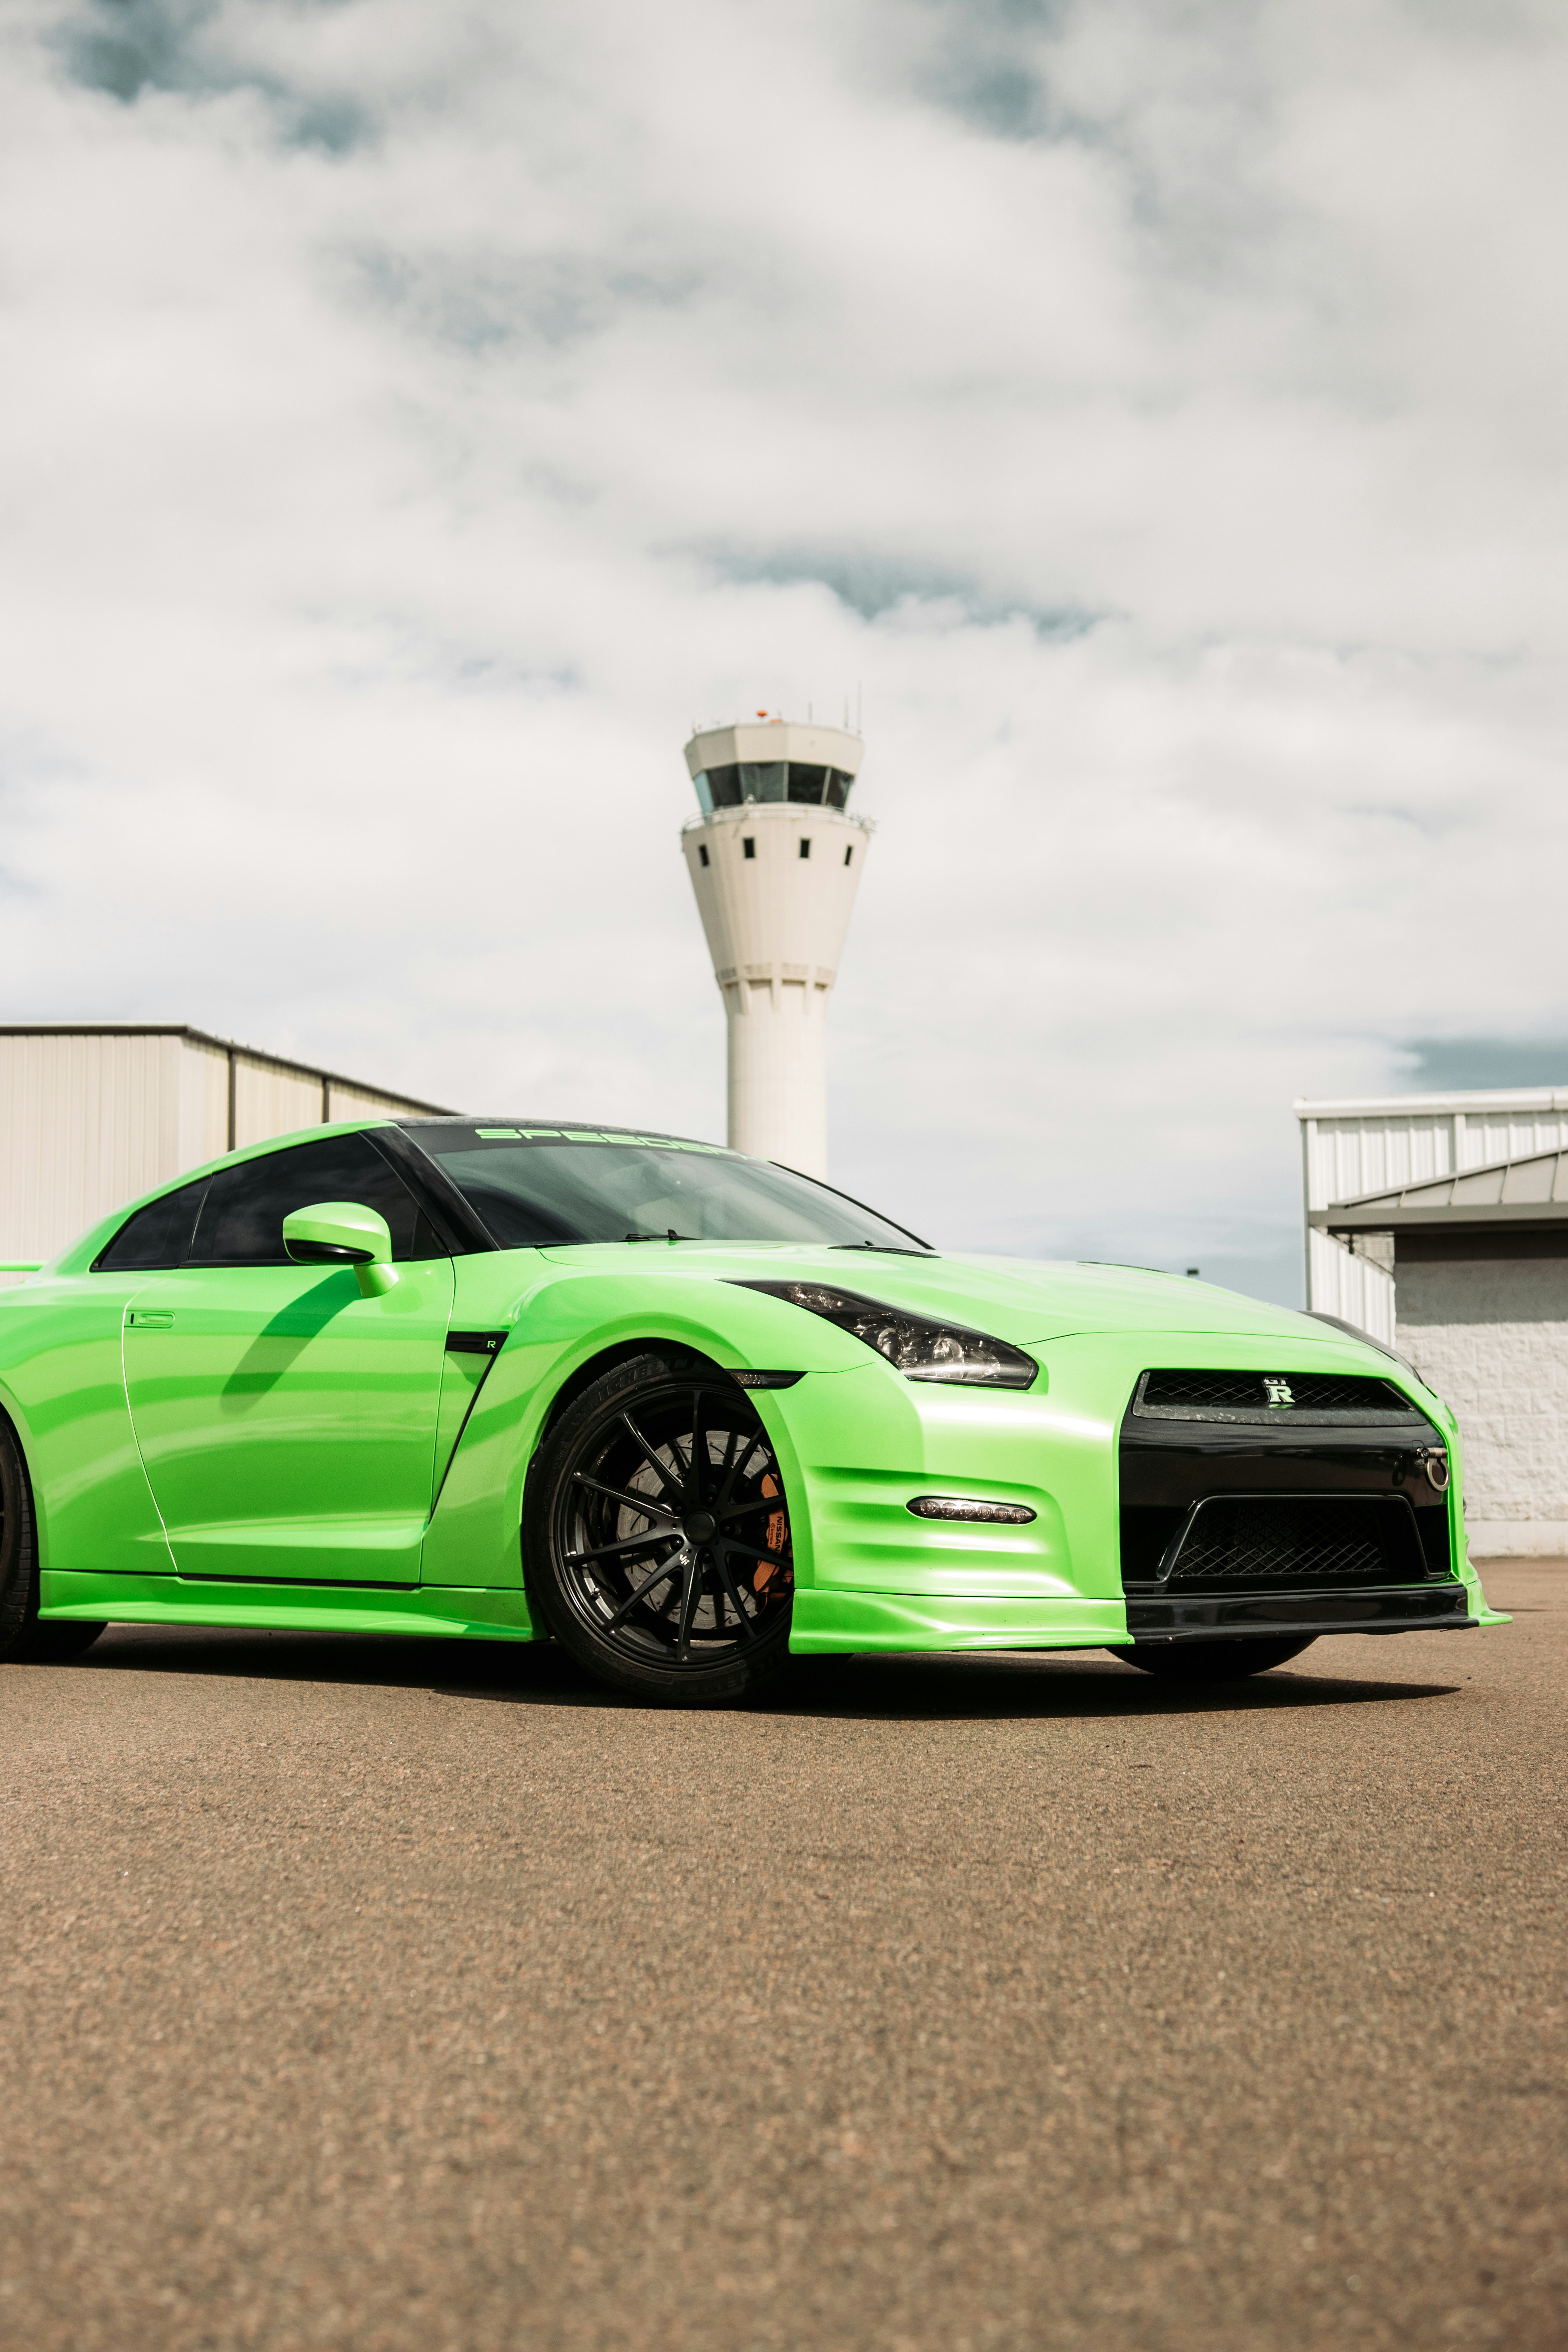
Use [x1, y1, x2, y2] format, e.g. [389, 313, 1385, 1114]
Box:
[2, 1563, 1564, 2352]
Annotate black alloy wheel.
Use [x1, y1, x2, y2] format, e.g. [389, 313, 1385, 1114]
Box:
[0, 1417, 105, 1664]
[1113, 1635, 1316, 1680]
[527, 1354, 796, 1703]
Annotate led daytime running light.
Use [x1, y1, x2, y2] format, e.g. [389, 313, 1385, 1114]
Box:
[907, 1496, 1037, 1523]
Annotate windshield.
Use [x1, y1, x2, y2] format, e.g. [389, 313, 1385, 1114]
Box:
[405, 1126, 929, 1251]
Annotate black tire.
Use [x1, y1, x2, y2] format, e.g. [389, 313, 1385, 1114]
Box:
[0, 1418, 105, 1665]
[1112, 1635, 1316, 1680]
[525, 1353, 795, 1704]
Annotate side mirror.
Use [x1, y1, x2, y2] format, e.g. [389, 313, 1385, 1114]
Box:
[282, 1201, 400, 1297]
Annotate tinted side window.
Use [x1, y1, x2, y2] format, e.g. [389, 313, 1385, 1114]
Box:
[188, 1134, 443, 1267]
[96, 1178, 210, 1271]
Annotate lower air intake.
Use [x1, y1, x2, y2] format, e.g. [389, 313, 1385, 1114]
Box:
[1161, 1496, 1429, 1590]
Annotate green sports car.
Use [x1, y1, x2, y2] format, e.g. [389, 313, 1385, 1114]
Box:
[0, 1116, 1503, 1701]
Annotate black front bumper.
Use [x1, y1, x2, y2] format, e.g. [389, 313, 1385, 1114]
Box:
[1119, 1382, 1465, 1644]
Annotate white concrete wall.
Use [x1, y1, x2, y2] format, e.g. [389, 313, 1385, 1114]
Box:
[1396, 1257, 1568, 1555]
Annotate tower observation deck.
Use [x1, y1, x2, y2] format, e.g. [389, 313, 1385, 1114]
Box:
[680, 719, 871, 1178]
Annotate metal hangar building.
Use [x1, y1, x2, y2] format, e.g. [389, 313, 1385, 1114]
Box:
[1298, 1083, 1568, 1556]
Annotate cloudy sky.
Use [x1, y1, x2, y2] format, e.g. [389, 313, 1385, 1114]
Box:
[2, 0, 1565, 1299]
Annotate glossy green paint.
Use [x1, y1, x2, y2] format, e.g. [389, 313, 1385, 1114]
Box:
[282, 1200, 399, 1297]
[39, 1569, 535, 1639]
[0, 1269, 174, 1576]
[121, 1257, 454, 1583]
[788, 1590, 1130, 1652]
[0, 1116, 1506, 1654]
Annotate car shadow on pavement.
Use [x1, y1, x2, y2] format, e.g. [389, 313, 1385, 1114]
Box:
[57, 1624, 1464, 1721]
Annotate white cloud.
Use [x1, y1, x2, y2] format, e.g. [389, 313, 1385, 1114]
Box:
[1, 0, 1565, 1299]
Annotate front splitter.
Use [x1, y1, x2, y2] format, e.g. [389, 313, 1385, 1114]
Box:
[1123, 1582, 1474, 1641]
[789, 1588, 1127, 1653]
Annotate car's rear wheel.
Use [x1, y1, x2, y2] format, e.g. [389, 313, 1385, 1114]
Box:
[1113, 1635, 1315, 1680]
[0, 1419, 105, 1664]
[526, 1354, 795, 1704]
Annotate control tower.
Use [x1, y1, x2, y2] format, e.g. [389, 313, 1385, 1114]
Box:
[680, 717, 870, 1177]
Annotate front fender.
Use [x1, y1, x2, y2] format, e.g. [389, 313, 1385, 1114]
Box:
[418, 1256, 879, 1588]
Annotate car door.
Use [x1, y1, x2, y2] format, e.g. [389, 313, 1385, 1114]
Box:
[120, 1131, 454, 1584]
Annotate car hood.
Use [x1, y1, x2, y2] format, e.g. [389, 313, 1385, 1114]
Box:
[535, 1244, 1347, 1353]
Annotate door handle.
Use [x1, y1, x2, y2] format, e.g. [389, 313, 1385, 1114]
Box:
[126, 1310, 175, 1329]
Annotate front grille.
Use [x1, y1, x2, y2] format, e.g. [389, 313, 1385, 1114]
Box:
[1135, 1368, 1418, 1424]
[1158, 1495, 1430, 1590]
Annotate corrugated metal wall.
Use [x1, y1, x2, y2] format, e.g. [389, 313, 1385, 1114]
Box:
[1307, 1229, 1396, 1346]
[326, 1084, 424, 1123]
[180, 1038, 231, 1168]
[0, 1032, 184, 1265]
[1303, 1113, 1454, 1213]
[1, 1030, 446, 1277]
[233, 1059, 325, 1151]
[1300, 1093, 1568, 1211]
[1297, 1089, 1568, 1343]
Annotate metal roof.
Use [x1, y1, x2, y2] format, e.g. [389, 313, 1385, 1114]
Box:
[1312, 1146, 1568, 1234]
[0, 1024, 452, 1115]
[1296, 1086, 1568, 1119]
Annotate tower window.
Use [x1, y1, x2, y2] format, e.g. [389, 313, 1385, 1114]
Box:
[697, 844, 709, 867]
[743, 836, 756, 859]
[799, 838, 811, 860]
[700, 761, 855, 811]
[843, 846, 853, 867]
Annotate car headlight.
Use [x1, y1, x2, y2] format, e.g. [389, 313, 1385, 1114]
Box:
[733, 1280, 1037, 1389]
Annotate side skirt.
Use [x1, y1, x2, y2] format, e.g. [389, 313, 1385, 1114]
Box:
[38, 1570, 541, 1643]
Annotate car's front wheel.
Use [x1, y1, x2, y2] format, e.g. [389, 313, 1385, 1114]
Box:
[1113, 1635, 1315, 1680]
[0, 1418, 105, 1664]
[525, 1353, 796, 1704]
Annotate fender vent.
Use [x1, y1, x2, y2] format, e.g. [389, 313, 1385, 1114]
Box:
[446, 1329, 509, 1356]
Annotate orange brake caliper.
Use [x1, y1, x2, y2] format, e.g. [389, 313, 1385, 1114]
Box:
[754, 1472, 791, 1592]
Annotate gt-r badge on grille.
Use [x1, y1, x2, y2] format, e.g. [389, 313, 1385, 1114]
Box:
[1262, 1377, 1295, 1409]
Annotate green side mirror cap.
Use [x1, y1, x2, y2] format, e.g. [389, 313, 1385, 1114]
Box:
[282, 1201, 400, 1298]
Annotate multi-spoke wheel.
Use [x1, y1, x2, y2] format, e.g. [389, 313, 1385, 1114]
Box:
[525, 1354, 796, 1702]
